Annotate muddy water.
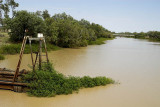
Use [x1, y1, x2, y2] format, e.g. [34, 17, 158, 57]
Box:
[0, 37, 160, 107]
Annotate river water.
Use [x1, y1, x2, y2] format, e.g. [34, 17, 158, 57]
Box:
[0, 37, 160, 107]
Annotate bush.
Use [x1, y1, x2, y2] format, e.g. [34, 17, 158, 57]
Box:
[23, 63, 115, 97]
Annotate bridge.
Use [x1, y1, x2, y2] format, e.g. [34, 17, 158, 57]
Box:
[113, 34, 135, 37]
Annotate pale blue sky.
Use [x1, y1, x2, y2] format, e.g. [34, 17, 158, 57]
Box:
[15, 0, 160, 33]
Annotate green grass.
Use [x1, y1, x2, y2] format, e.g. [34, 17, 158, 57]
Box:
[0, 43, 61, 55]
[87, 38, 114, 45]
[22, 63, 115, 97]
[0, 54, 5, 60]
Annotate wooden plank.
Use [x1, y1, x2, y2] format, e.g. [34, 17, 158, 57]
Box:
[0, 70, 28, 76]
[0, 71, 15, 75]
[0, 84, 13, 90]
[29, 38, 43, 41]
[0, 75, 13, 78]
[0, 81, 27, 86]
[0, 78, 13, 81]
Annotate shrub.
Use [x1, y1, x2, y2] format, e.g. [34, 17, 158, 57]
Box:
[23, 63, 115, 97]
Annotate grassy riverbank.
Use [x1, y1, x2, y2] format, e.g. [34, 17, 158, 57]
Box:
[87, 38, 114, 45]
[0, 37, 113, 55]
[0, 43, 61, 55]
[23, 63, 115, 97]
[0, 32, 114, 60]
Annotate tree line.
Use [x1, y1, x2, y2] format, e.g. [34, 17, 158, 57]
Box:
[115, 31, 160, 40]
[134, 31, 160, 40]
[0, 1, 113, 48]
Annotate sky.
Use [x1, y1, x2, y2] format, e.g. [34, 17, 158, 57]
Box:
[15, 0, 160, 33]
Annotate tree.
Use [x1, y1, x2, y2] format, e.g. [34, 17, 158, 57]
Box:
[88, 28, 96, 41]
[148, 31, 160, 39]
[1, 0, 18, 18]
[79, 19, 90, 29]
[44, 18, 59, 44]
[51, 13, 89, 47]
[42, 10, 50, 20]
[1, 3, 9, 18]
[0, 0, 3, 25]
[52, 12, 73, 21]
[0, 0, 19, 30]
[9, 0, 19, 18]
[5, 10, 46, 42]
[36, 10, 42, 17]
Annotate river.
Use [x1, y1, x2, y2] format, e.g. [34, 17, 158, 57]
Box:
[0, 37, 160, 107]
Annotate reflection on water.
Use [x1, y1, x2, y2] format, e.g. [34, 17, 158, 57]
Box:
[0, 37, 160, 107]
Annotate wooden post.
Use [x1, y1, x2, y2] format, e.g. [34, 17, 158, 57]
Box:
[33, 52, 38, 70]
[29, 40, 35, 71]
[39, 38, 42, 70]
[43, 39, 49, 63]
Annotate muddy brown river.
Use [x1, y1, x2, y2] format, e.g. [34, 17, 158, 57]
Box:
[0, 37, 160, 107]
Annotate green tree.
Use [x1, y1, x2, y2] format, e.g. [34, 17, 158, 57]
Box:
[148, 31, 160, 39]
[0, 0, 3, 25]
[79, 19, 90, 29]
[1, 3, 9, 18]
[90, 23, 111, 38]
[52, 12, 74, 21]
[5, 10, 46, 42]
[88, 28, 96, 41]
[9, 0, 19, 18]
[42, 10, 50, 20]
[44, 18, 59, 44]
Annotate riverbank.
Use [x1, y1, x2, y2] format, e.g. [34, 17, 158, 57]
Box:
[0, 33, 113, 60]
[87, 38, 114, 45]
